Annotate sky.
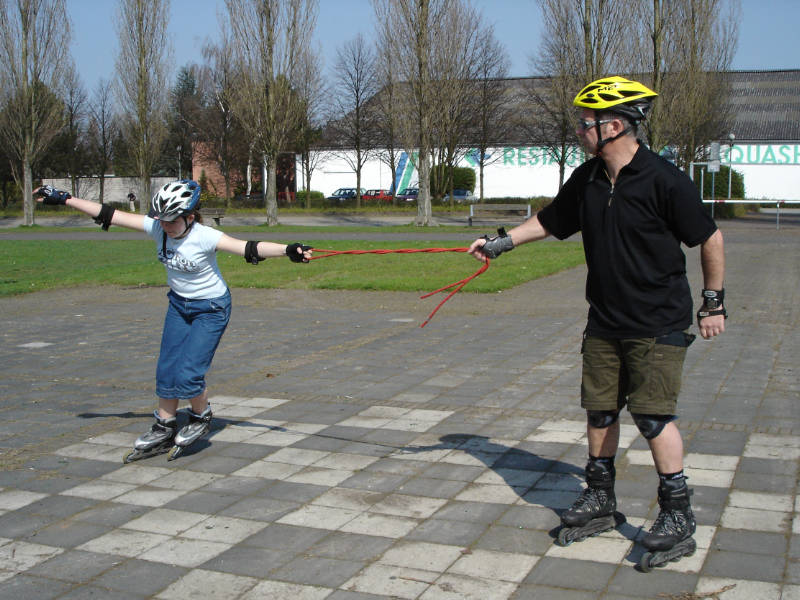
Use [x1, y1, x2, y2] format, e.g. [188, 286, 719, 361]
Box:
[67, 0, 798, 94]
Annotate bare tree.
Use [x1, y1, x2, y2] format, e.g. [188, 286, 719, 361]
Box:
[196, 34, 249, 205]
[469, 25, 512, 203]
[60, 64, 89, 196]
[87, 78, 118, 203]
[115, 0, 172, 211]
[374, 0, 476, 225]
[372, 43, 402, 204]
[529, 0, 638, 187]
[293, 42, 325, 209]
[0, 0, 71, 226]
[635, 0, 740, 165]
[225, 0, 318, 226]
[427, 0, 484, 208]
[327, 34, 378, 208]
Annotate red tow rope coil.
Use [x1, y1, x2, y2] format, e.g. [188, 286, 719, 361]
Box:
[308, 247, 489, 327]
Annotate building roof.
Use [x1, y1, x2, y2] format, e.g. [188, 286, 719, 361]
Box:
[727, 70, 800, 142]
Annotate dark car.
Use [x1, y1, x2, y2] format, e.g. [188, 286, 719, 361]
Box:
[395, 187, 418, 202]
[442, 189, 477, 203]
[326, 188, 366, 202]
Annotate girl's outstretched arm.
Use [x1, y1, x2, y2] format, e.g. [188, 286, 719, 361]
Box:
[215, 233, 312, 262]
[34, 186, 146, 232]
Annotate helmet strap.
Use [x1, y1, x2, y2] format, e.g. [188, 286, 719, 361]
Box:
[595, 122, 635, 151]
[174, 215, 194, 239]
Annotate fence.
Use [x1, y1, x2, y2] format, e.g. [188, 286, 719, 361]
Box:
[702, 199, 800, 229]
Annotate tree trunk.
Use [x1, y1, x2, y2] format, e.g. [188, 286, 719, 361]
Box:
[263, 155, 278, 226]
[23, 157, 34, 226]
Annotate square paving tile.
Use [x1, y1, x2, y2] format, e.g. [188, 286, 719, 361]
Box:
[344, 563, 435, 599]
[341, 512, 419, 538]
[270, 554, 365, 587]
[181, 515, 268, 543]
[447, 548, 539, 583]
[0, 540, 64, 572]
[695, 576, 781, 600]
[77, 529, 170, 557]
[93, 558, 189, 596]
[122, 508, 210, 535]
[378, 541, 465, 571]
[139, 537, 232, 568]
[420, 573, 518, 600]
[239, 580, 333, 600]
[720, 506, 789, 532]
[154, 568, 258, 599]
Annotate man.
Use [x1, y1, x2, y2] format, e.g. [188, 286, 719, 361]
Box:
[469, 76, 726, 570]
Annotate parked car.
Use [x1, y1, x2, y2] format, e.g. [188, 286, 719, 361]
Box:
[326, 188, 366, 202]
[395, 187, 419, 202]
[442, 188, 477, 203]
[363, 189, 394, 202]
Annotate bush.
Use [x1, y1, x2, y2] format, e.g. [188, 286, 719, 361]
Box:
[692, 165, 747, 218]
[429, 165, 476, 197]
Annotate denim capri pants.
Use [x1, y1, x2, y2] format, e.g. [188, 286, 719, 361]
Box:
[156, 289, 231, 400]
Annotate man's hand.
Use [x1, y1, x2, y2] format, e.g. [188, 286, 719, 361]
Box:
[698, 313, 725, 339]
[468, 227, 514, 262]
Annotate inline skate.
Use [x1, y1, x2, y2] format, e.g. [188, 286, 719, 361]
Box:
[168, 405, 213, 460]
[638, 477, 696, 572]
[123, 411, 177, 463]
[557, 459, 623, 546]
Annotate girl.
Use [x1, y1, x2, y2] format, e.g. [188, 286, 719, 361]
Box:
[35, 180, 312, 461]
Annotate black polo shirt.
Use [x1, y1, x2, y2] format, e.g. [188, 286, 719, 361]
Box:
[538, 143, 717, 338]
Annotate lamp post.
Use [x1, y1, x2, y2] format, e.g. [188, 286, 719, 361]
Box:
[177, 145, 182, 180]
[727, 133, 735, 200]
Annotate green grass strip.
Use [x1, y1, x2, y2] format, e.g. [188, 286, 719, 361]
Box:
[0, 239, 584, 297]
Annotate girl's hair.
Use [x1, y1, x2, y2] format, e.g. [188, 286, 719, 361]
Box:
[191, 209, 203, 224]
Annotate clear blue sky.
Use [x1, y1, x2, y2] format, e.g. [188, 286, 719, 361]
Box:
[68, 0, 798, 93]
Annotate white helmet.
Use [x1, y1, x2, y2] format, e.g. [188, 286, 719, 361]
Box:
[149, 180, 201, 221]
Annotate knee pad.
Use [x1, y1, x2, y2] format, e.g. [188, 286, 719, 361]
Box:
[587, 409, 620, 429]
[631, 413, 676, 440]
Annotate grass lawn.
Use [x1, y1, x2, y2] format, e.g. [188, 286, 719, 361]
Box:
[1, 238, 584, 297]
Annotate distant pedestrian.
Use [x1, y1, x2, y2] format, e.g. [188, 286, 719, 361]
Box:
[35, 180, 312, 462]
[127, 192, 136, 211]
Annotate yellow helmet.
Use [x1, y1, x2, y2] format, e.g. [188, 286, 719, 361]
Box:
[574, 76, 657, 122]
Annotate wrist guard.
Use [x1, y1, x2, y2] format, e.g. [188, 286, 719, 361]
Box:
[37, 185, 71, 205]
[480, 227, 514, 259]
[286, 242, 311, 263]
[244, 241, 261, 265]
[697, 288, 727, 320]
[93, 203, 115, 230]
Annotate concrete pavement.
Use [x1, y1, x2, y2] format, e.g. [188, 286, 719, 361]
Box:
[0, 213, 797, 599]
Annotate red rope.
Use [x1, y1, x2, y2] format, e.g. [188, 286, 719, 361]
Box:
[308, 247, 489, 327]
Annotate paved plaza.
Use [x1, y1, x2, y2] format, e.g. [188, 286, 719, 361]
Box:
[0, 213, 797, 599]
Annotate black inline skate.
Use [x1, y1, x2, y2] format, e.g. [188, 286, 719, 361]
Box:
[123, 411, 177, 463]
[638, 477, 696, 572]
[168, 405, 212, 460]
[557, 459, 623, 546]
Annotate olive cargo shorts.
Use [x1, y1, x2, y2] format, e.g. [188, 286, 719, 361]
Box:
[580, 332, 694, 415]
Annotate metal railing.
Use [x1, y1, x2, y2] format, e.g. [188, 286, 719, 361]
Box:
[702, 199, 800, 229]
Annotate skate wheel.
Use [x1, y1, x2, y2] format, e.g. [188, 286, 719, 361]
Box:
[122, 450, 137, 464]
[639, 552, 654, 573]
[167, 446, 182, 461]
[556, 528, 574, 547]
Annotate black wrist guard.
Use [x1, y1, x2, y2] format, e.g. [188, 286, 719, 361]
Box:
[286, 242, 311, 263]
[480, 227, 514, 259]
[93, 203, 115, 231]
[37, 185, 71, 205]
[244, 241, 261, 265]
[697, 288, 727, 320]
